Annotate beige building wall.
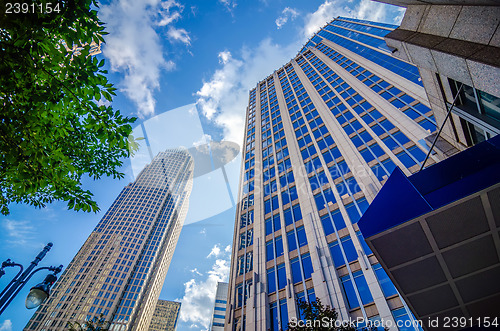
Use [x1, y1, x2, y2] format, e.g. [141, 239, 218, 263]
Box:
[148, 300, 181, 331]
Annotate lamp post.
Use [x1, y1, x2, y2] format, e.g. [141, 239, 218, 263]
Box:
[0, 242, 63, 315]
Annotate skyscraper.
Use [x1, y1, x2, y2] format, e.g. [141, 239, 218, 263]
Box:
[148, 300, 181, 331]
[355, 2, 500, 326]
[24, 149, 194, 331]
[227, 16, 452, 330]
[210, 282, 229, 331]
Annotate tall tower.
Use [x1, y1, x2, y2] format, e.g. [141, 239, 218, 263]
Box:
[227, 17, 453, 330]
[210, 282, 229, 331]
[25, 149, 194, 331]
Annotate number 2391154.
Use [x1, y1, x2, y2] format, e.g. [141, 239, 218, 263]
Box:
[5, 2, 61, 14]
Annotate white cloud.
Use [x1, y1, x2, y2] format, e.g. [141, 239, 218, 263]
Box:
[275, 7, 299, 29]
[192, 133, 212, 147]
[225, 245, 231, 253]
[196, 38, 299, 145]
[218, 51, 231, 65]
[393, 6, 406, 25]
[0, 320, 12, 331]
[196, 0, 402, 149]
[219, 0, 237, 12]
[207, 244, 221, 258]
[303, 0, 352, 39]
[178, 259, 230, 329]
[99, 0, 188, 118]
[190, 268, 203, 276]
[355, 0, 391, 23]
[167, 26, 191, 45]
[2, 219, 37, 247]
[156, 0, 184, 26]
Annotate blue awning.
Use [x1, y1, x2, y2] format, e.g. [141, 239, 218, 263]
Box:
[358, 134, 500, 238]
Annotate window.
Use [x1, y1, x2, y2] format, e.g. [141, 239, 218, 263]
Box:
[287, 230, 297, 252]
[265, 199, 271, 215]
[301, 253, 314, 279]
[284, 208, 293, 226]
[236, 283, 243, 308]
[296, 289, 316, 320]
[392, 307, 417, 331]
[373, 263, 397, 297]
[407, 145, 426, 163]
[290, 257, 302, 284]
[321, 214, 335, 236]
[280, 299, 288, 330]
[277, 263, 287, 290]
[238, 255, 245, 275]
[297, 226, 307, 247]
[329, 236, 357, 267]
[341, 275, 359, 309]
[293, 204, 302, 222]
[272, 195, 279, 211]
[345, 197, 369, 223]
[266, 241, 274, 262]
[265, 217, 273, 236]
[273, 214, 281, 232]
[356, 231, 372, 255]
[239, 229, 253, 249]
[270, 301, 279, 331]
[275, 236, 284, 258]
[395, 150, 417, 168]
[267, 268, 276, 293]
[353, 270, 373, 304]
[331, 209, 346, 230]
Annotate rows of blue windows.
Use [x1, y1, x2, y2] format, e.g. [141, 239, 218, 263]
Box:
[269, 289, 318, 331]
[297, 52, 396, 180]
[257, 19, 424, 328]
[282, 62, 423, 329]
[259, 74, 318, 331]
[313, 20, 422, 86]
[328, 19, 393, 53]
[281, 62, 370, 223]
[288, 55, 427, 324]
[278, 64, 379, 320]
[298, 50, 430, 174]
[109, 160, 193, 324]
[333, 17, 395, 37]
[315, 42, 437, 132]
[277, 60, 422, 330]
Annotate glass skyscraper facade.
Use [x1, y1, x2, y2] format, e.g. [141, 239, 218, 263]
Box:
[148, 300, 181, 331]
[227, 17, 447, 330]
[24, 149, 194, 331]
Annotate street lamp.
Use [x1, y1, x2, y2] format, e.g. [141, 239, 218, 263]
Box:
[25, 273, 57, 309]
[0, 243, 63, 315]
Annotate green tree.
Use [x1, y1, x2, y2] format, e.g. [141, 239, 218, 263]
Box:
[288, 298, 355, 331]
[66, 314, 110, 331]
[0, 0, 139, 215]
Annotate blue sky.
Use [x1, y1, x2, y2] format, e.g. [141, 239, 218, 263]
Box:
[0, 1, 404, 330]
